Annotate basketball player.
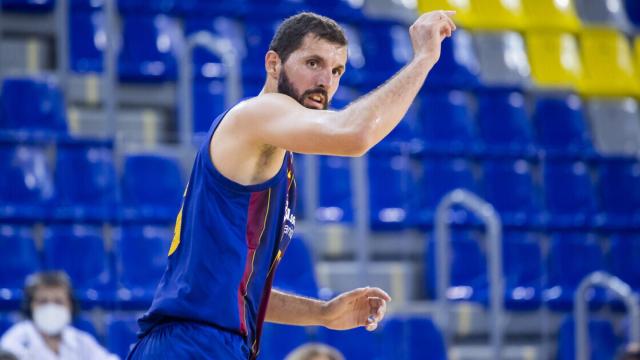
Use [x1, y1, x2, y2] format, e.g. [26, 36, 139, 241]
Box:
[128, 10, 456, 360]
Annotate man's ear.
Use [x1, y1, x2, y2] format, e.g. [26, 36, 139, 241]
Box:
[265, 50, 282, 80]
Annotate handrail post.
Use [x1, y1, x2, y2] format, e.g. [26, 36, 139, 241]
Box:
[178, 31, 241, 147]
[575, 271, 640, 360]
[435, 189, 504, 360]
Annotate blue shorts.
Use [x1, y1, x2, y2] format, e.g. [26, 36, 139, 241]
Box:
[127, 321, 251, 360]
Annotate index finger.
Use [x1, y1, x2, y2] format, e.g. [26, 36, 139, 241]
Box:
[365, 287, 392, 302]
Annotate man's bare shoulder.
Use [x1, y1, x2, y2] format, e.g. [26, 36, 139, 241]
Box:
[230, 93, 300, 119]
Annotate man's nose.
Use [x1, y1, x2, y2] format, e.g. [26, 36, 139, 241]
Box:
[315, 70, 334, 89]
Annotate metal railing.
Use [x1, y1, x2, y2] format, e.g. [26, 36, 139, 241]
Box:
[575, 271, 640, 360]
[435, 189, 504, 359]
[103, 0, 117, 139]
[178, 31, 242, 147]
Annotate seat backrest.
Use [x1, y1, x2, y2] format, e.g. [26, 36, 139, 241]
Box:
[533, 95, 593, 153]
[482, 159, 538, 213]
[609, 233, 640, 290]
[0, 143, 55, 205]
[115, 225, 172, 290]
[598, 158, 640, 213]
[547, 233, 605, 287]
[0, 225, 39, 289]
[381, 316, 447, 360]
[420, 90, 476, 147]
[475, 32, 531, 87]
[420, 157, 476, 210]
[557, 316, 620, 360]
[274, 235, 319, 298]
[69, 11, 105, 73]
[574, 0, 633, 31]
[522, 0, 582, 31]
[525, 32, 583, 90]
[588, 98, 640, 156]
[424, 29, 481, 90]
[317, 156, 353, 223]
[543, 160, 597, 214]
[476, 90, 533, 149]
[122, 154, 183, 209]
[368, 153, 412, 228]
[105, 314, 140, 360]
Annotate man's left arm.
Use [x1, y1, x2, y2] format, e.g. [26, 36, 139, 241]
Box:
[266, 287, 391, 331]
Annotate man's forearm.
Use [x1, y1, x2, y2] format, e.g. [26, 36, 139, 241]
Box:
[265, 289, 326, 326]
[338, 55, 436, 152]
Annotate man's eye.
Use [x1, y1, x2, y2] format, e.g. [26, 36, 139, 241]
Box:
[308, 60, 317, 68]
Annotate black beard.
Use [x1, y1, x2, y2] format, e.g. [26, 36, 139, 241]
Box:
[277, 69, 329, 110]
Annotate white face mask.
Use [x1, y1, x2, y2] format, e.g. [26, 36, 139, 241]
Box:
[33, 303, 71, 336]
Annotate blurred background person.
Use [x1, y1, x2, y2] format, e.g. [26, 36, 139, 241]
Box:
[285, 343, 345, 360]
[0, 271, 118, 360]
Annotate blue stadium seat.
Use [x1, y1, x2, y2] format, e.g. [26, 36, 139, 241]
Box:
[0, 225, 39, 310]
[174, 0, 246, 16]
[476, 90, 536, 157]
[418, 91, 479, 156]
[625, 0, 640, 28]
[414, 157, 477, 227]
[0, 76, 67, 134]
[502, 232, 543, 311]
[43, 224, 114, 307]
[481, 159, 542, 228]
[609, 233, 640, 295]
[0, 142, 55, 220]
[317, 156, 353, 223]
[121, 154, 183, 223]
[543, 159, 598, 229]
[423, 29, 481, 90]
[597, 158, 640, 229]
[105, 314, 139, 360]
[0, 314, 17, 337]
[306, 0, 364, 22]
[426, 231, 487, 303]
[260, 324, 317, 360]
[117, 0, 177, 14]
[544, 233, 606, 311]
[380, 316, 447, 360]
[243, 18, 279, 83]
[359, 19, 412, 89]
[73, 313, 98, 339]
[339, 24, 366, 87]
[532, 95, 594, 157]
[274, 235, 318, 298]
[69, 10, 105, 73]
[118, 15, 181, 82]
[1, 0, 54, 12]
[368, 153, 412, 230]
[321, 326, 383, 360]
[114, 225, 171, 309]
[193, 80, 225, 133]
[54, 141, 118, 222]
[69, 0, 103, 10]
[557, 316, 621, 360]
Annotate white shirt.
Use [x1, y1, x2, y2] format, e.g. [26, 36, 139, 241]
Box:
[0, 321, 119, 360]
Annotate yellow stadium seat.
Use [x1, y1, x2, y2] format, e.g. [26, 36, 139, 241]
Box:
[526, 32, 583, 89]
[522, 0, 582, 31]
[417, 0, 525, 30]
[635, 37, 640, 81]
[578, 28, 640, 97]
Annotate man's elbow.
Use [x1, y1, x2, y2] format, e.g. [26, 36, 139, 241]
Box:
[341, 131, 371, 157]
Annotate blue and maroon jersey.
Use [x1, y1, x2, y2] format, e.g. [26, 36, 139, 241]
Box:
[138, 106, 297, 357]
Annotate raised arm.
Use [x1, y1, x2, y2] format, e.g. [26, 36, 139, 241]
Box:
[231, 11, 456, 157]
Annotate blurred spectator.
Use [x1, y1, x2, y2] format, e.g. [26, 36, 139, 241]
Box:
[0, 271, 118, 360]
[0, 349, 18, 360]
[620, 342, 640, 360]
[285, 343, 345, 360]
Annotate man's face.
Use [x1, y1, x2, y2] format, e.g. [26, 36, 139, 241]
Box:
[32, 286, 71, 312]
[277, 34, 347, 110]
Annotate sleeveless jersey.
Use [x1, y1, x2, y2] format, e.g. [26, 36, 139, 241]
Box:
[138, 107, 297, 358]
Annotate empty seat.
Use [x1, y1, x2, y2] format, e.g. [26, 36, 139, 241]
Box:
[193, 80, 226, 133]
[575, 0, 633, 32]
[543, 160, 598, 229]
[1, 0, 55, 12]
[426, 231, 487, 303]
[587, 98, 640, 156]
[321, 326, 383, 360]
[260, 324, 315, 360]
[105, 314, 140, 360]
[43, 224, 113, 307]
[117, 0, 177, 14]
[72, 313, 98, 339]
[532, 94, 594, 156]
[0, 314, 16, 336]
[69, 0, 103, 10]
[578, 28, 639, 97]
[423, 29, 481, 90]
[543, 233, 606, 311]
[317, 156, 352, 223]
[0, 76, 68, 134]
[368, 153, 412, 230]
[0, 225, 39, 310]
[174, 0, 246, 16]
[502, 232, 543, 310]
[597, 158, 640, 228]
[69, 10, 105, 73]
[274, 235, 318, 298]
[414, 157, 476, 227]
[359, 19, 413, 87]
[243, 19, 279, 83]
[476, 90, 535, 156]
[114, 225, 171, 309]
[417, 0, 525, 30]
[481, 159, 541, 227]
[525, 32, 582, 90]
[338, 23, 366, 87]
[118, 15, 182, 82]
[419, 90, 478, 155]
[627, 0, 640, 28]
[54, 141, 118, 221]
[609, 233, 640, 293]
[522, 0, 582, 31]
[0, 143, 55, 220]
[380, 316, 447, 360]
[305, 0, 364, 22]
[121, 153, 183, 222]
[557, 316, 621, 360]
[475, 32, 531, 88]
